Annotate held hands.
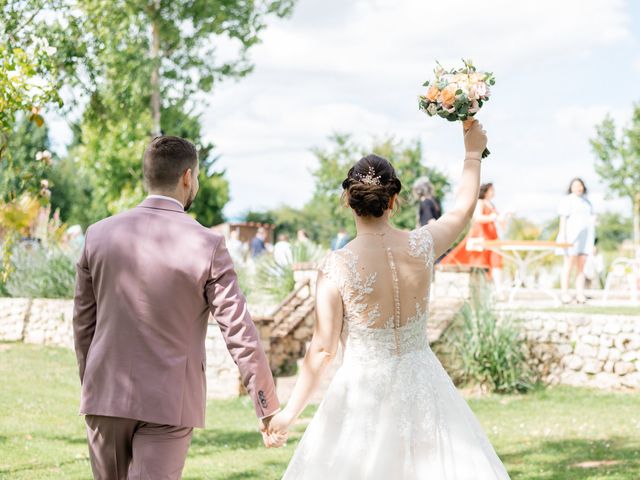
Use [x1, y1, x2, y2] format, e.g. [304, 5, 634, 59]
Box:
[462, 119, 488, 157]
[259, 410, 293, 448]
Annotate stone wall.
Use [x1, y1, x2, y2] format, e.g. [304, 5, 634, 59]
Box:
[514, 311, 640, 389]
[2, 297, 639, 393]
[0, 298, 243, 399]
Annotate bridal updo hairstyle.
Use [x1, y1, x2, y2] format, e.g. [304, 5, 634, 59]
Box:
[342, 154, 402, 218]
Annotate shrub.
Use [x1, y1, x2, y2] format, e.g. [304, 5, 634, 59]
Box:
[252, 241, 325, 302]
[449, 286, 536, 393]
[5, 243, 77, 299]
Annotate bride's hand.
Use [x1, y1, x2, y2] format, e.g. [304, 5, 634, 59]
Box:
[262, 410, 292, 448]
[463, 119, 487, 156]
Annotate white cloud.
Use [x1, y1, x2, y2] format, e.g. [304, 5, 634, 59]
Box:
[250, 0, 630, 76]
[554, 105, 631, 136]
[203, 0, 634, 220]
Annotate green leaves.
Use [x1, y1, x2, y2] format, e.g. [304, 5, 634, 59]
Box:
[590, 105, 640, 244]
[450, 284, 537, 394]
[0, 28, 61, 157]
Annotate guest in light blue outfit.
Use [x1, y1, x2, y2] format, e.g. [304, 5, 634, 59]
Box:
[556, 178, 595, 304]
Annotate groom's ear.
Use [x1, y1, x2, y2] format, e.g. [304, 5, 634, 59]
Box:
[182, 168, 193, 187]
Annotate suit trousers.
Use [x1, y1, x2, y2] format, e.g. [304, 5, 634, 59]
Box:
[85, 415, 193, 480]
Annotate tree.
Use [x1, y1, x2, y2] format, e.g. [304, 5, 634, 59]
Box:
[596, 211, 632, 252]
[1, 114, 52, 202]
[40, 0, 296, 222]
[57, 103, 230, 227]
[254, 134, 452, 246]
[161, 105, 229, 227]
[307, 134, 451, 245]
[1, 0, 62, 159]
[591, 105, 640, 247]
[370, 136, 450, 230]
[53, 0, 295, 134]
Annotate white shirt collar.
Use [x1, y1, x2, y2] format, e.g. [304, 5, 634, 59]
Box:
[146, 195, 184, 209]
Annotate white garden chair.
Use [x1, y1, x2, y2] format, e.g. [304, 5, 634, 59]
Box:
[603, 257, 640, 303]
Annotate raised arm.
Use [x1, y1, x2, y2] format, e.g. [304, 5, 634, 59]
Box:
[205, 236, 280, 420]
[427, 120, 487, 258]
[266, 268, 343, 443]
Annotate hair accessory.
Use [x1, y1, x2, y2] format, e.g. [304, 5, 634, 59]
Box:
[356, 166, 382, 186]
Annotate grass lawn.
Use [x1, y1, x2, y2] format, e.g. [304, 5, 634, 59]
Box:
[0, 343, 639, 479]
[529, 305, 640, 316]
[500, 304, 640, 317]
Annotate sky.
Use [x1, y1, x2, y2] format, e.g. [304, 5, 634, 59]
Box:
[51, 0, 640, 223]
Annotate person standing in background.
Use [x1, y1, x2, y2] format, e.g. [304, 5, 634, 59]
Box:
[227, 229, 246, 265]
[440, 182, 507, 298]
[251, 227, 268, 258]
[331, 228, 350, 250]
[413, 177, 441, 227]
[273, 233, 293, 266]
[297, 229, 310, 244]
[556, 178, 595, 304]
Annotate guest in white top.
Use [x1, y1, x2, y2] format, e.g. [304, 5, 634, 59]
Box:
[556, 178, 595, 304]
[227, 229, 247, 266]
[273, 233, 293, 266]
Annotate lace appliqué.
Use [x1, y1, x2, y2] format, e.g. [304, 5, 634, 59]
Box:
[409, 226, 435, 268]
[319, 249, 381, 328]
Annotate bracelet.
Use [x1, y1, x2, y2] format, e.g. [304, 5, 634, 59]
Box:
[464, 157, 482, 163]
[465, 152, 482, 161]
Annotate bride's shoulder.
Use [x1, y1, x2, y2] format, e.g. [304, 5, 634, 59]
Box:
[317, 248, 356, 274]
[408, 226, 435, 261]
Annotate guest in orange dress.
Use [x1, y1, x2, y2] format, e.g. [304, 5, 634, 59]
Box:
[441, 183, 505, 295]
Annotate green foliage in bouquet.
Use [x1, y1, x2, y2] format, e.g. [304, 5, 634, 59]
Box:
[419, 59, 495, 157]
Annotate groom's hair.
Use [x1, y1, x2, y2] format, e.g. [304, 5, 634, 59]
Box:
[143, 136, 198, 190]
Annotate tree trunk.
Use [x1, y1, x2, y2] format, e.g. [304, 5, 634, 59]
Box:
[150, 2, 161, 136]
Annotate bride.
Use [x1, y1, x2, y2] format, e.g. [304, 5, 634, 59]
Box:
[265, 120, 511, 479]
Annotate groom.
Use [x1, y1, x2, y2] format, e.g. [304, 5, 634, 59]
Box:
[73, 136, 281, 479]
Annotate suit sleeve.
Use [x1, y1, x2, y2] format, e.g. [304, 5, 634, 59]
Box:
[205, 236, 280, 418]
[72, 229, 97, 383]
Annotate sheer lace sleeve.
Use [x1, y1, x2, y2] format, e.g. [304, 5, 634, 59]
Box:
[317, 251, 344, 294]
[408, 226, 435, 268]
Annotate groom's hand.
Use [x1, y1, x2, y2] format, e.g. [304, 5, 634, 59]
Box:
[259, 413, 289, 448]
[259, 415, 288, 448]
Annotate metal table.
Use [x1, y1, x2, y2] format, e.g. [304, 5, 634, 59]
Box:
[480, 240, 572, 304]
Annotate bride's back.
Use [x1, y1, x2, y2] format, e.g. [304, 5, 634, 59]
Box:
[320, 225, 434, 358]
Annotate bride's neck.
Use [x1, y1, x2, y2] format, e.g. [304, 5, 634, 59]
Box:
[354, 211, 392, 235]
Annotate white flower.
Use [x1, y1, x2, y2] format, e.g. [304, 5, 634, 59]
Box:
[36, 150, 52, 164]
[426, 103, 438, 115]
[475, 82, 489, 98]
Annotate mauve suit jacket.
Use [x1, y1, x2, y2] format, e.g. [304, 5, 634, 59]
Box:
[73, 197, 279, 428]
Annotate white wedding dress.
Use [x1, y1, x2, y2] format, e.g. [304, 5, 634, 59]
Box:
[282, 226, 511, 479]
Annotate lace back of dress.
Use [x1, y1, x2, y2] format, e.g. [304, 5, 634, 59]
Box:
[319, 226, 435, 359]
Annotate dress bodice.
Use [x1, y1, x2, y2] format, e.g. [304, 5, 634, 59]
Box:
[318, 226, 435, 361]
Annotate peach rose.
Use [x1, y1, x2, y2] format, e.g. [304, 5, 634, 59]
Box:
[426, 86, 440, 102]
[440, 84, 457, 107]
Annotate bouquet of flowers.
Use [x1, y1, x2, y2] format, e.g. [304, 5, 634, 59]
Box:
[418, 59, 495, 157]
